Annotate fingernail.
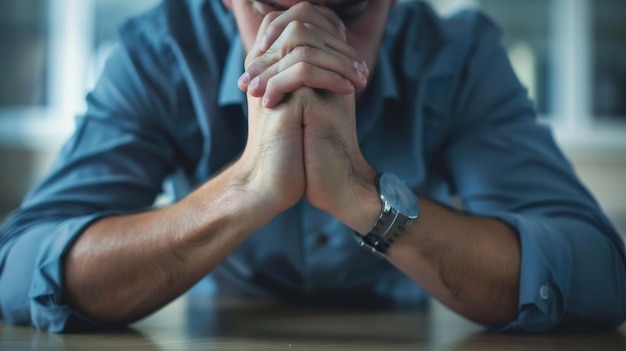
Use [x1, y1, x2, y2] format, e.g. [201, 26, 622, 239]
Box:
[357, 70, 366, 82]
[262, 96, 270, 107]
[354, 61, 366, 82]
[339, 20, 346, 32]
[239, 72, 250, 85]
[362, 59, 369, 75]
[249, 77, 259, 89]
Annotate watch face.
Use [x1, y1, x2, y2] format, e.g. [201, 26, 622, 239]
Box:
[379, 173, 420, 218]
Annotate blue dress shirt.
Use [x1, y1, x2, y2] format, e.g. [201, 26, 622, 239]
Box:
[1, 0, 625, 333]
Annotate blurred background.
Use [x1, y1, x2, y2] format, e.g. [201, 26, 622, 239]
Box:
[0, 0, 624, 238]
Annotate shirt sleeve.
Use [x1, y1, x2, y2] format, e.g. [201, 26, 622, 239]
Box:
[0, 22, 179, 332]
[443, 12, 626, 332]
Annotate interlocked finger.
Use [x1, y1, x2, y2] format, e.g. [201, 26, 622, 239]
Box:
[240, 20, 366, 93]
[259, 2, 347, 51]
[247, 45, 367, 99]
[260, 62, 355, 108]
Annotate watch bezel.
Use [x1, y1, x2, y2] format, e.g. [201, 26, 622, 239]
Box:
[355, 173, 419, 257]
[378, 173, 420, 220]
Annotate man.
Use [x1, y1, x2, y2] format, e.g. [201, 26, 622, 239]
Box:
[0, 0, 624, 333]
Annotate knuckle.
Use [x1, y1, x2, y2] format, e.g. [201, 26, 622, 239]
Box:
[293, 1, 314, 12]
[261, 12, 281, 36]
[292, 45, 315, 61]
[260, 15, 273, 30]
[249, 56, 268, 73]
[255, 73, 268, 87]
[266, 11, 280, 21]
[294, 61, 312, 76]
[286, 20, 307, 36]
[262, 11, 280, 25]
[265, 76, 278, 91]
[244, 53, 255, 69]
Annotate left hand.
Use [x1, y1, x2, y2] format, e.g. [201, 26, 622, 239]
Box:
[298, 88, 379, 230]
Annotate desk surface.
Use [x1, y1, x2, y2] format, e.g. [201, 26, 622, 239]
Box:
[2, 296, 625, 351]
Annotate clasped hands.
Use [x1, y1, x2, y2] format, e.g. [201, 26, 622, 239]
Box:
[234, 3, 379, 232]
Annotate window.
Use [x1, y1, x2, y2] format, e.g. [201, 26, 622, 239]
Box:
[592, 0, 626, 120]
[0, 0, 161, 146]
[1, 0, 625, 150]
[478, 0, 552, 115]
[0, 0, 49, 107]
[426, 0, 626, 149]
[88, 0, 161, 88]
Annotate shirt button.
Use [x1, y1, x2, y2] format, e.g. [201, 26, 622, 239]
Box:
[316, 233, 329, 246]
[539, 284, 550, 300]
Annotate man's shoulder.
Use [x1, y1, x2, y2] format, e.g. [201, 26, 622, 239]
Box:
[115, 1, 172, 55]
[384, 2, 508, 131]
[112, 0, 234, 80]
[386, 1, 503, 74]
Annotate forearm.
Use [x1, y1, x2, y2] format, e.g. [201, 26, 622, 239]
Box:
[341, 194, 520, 327]
[386, 198, 520, 326]
[63, 163, 275, 324]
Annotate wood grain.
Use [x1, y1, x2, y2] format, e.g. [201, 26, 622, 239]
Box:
[1, 296, 624, 351]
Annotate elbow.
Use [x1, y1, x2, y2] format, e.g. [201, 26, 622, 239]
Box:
[62, 283, 142, 327]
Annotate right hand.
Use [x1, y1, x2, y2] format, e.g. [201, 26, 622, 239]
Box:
[233, 3, 368, 215]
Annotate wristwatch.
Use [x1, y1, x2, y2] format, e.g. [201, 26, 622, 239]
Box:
[354, 173, 420, 258]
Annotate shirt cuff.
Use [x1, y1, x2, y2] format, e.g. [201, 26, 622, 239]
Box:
[0, 213, 118, 332]
[488, 212, 573, 332]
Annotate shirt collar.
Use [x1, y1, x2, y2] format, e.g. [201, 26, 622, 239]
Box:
[354, 48, 400, 136]
[374, 47, 400, 103]
[218, 35, 246, 108]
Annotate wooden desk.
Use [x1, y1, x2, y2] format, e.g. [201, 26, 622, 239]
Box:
[1, 296, 625, 350]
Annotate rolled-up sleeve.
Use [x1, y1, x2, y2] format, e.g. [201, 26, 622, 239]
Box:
[0, 215, 112, 331]
[443, 13, 626, 332]
[0, 19, 179, 332]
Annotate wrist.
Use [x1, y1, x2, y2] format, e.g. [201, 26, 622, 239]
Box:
[226, 162, 281, 219]
[167, 165, 275, 252]
[331, 167, 381, 235]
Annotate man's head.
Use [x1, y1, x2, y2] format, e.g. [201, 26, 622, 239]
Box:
[222, 0, 396, 77]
